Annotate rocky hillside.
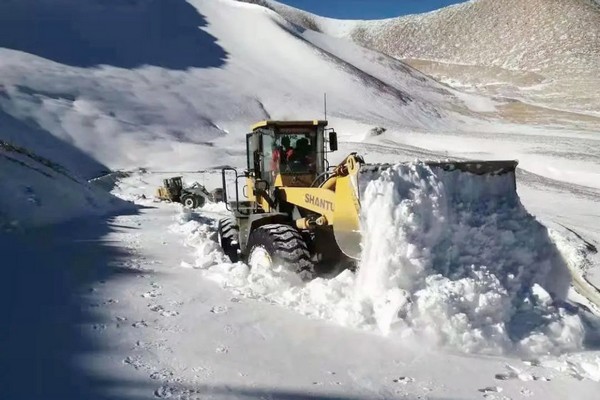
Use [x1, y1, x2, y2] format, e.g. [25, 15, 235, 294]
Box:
[341, 0, 600, 115]
[248, 0, 600, 117]
[346, 0, 599, 75]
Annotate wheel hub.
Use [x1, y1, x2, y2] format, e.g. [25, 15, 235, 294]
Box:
[248, 246, 272, 269]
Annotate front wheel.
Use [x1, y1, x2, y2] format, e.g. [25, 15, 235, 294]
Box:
[182, 195, 205, 209]
[245, 224, 315, 281]
[218, 217, 240, 262]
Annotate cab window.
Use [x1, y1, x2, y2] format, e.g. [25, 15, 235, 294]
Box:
[272, 132, 317, 174]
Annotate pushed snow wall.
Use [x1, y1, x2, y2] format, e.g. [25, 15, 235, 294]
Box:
[357, 163, 583, 354]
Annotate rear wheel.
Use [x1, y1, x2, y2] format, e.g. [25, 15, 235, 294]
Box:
[218, 217, 240, 262]
[245, 224, 315, 281]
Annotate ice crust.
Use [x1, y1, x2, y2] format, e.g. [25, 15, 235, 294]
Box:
[175, 163, 586, 355]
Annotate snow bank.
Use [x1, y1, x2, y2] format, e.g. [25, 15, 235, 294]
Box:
[173, 162, 593, 356]
[355, 163, 583, 354]
[0, 142, 130, 230]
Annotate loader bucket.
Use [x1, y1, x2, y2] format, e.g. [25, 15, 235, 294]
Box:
[332, 160, 518, 260]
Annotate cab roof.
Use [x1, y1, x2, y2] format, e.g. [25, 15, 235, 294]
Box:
[251, 120, 328, 132]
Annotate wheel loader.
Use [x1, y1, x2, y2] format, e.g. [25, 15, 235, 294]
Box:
[218, 120, 517, 280]
[156, 176, 219, 208]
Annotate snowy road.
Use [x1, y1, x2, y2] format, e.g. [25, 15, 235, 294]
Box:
[3, 199, 599, 399]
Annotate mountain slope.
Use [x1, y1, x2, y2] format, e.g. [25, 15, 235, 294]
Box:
[0, 0, 487, 228]
[0, 140, 128, 229]
[1, 0, 599, 229]
[320, 0, 600, 115]
[246, 0, 600, 116]
[0, 0, 472, 178]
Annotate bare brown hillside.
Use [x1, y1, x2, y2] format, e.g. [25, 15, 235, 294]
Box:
[242, 0, 600, 117]
[338, 0, 600, 115]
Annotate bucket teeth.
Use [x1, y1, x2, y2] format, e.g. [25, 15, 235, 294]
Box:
[425, 160, 518, 176]
[359, 163, 393, 174]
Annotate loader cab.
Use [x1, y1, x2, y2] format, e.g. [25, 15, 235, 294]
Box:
[246, 120, 333, 188]
[163, 176, 183, 201]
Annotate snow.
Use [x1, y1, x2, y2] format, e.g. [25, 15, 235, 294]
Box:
[2, 165, 599, 399]
[11, 193, 600, 399]
[356, 164, 584, 355]
[2, 0, 600, 398]
[0, 141, 130, 229]
[170, 164, 595, 357]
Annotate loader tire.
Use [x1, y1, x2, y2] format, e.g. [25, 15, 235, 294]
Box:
[218, 217, 240, 262]
[182, 195, 205, 209]
[182, 194, 197, 208]
[245, 224, 315, 281]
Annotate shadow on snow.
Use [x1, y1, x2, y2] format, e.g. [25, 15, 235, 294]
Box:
[0, 207, 157, 400]
[0, 106, 108, 179]
[0, 0, 227, 70]
[0, 208, 465, 400]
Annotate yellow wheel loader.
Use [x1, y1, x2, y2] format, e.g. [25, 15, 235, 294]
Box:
[156, 176, 216, 208]
[219, 120, 517, 280]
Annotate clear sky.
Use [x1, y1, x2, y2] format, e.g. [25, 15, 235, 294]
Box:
[277, 0, 468, 19]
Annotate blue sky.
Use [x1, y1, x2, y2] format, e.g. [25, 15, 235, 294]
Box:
[277, 0, 467, 19]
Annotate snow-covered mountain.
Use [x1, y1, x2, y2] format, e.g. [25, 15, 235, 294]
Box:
[1, 0, 514, 229]
[246, 0, 600, 117]
[1, 0, 599, 226]
[0, 0, 474, 178]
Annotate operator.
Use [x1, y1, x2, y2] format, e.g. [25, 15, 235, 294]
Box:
[287, 137, 314, 171]
[271, 136, 292, 173]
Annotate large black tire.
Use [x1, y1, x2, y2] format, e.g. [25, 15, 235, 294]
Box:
[182, 194, 198, 208]
[218, 217, 240, 262]
[245, 224, 315, 281]
[182, 194, 205, 209]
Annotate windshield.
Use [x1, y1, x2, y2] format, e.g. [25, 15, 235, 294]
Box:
[271, 131, 317, 174]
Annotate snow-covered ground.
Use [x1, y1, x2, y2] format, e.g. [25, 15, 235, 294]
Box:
[2, 0, 600, 398]
[0, 140, 131, 229]
[3, 192, 599, 399]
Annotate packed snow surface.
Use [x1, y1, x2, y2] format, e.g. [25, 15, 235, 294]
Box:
[173, 163, 591, 356]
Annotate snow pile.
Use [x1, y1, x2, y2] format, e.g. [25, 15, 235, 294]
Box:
[355, 163, 584, 354]
[173, 162, 592, 356]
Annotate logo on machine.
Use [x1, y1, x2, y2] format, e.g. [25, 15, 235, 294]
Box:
[304, 194, 334, 212]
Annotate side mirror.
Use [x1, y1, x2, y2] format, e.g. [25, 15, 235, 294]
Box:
[329, 131, 338, 152]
